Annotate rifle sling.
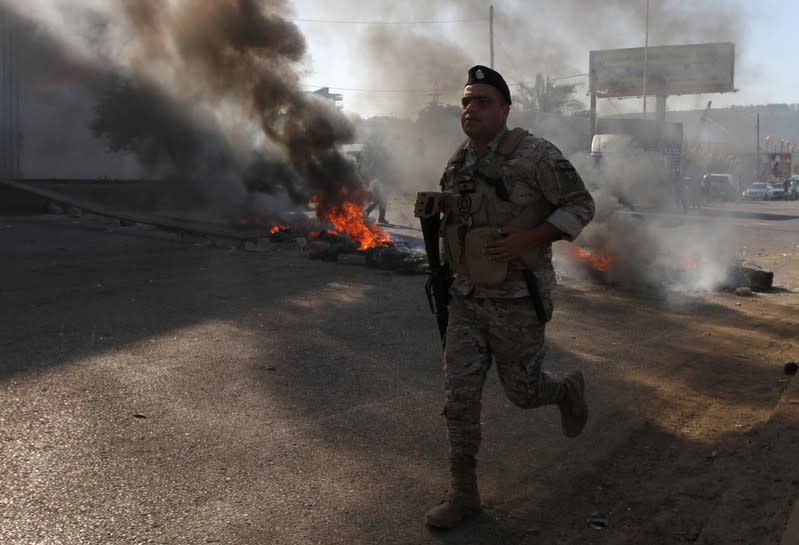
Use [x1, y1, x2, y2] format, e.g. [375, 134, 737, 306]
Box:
[521, 269, 549, 323]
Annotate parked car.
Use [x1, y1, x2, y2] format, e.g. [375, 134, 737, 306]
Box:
[771, 181, 788, 200]
[789, 176, 799, 200]
[742, 182, 774, 201]
[702, 173, 738, 202]
[679, 176, 703, 209]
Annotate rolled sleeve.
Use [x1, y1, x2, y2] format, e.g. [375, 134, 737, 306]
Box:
[546, 208, 585, 241]
[531, 141, 595, 241]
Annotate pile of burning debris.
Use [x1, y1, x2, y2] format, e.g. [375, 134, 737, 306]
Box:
[7, 176, 427, 275]
[241, 186, 427, 274]
[567, 244, 774, 294]
[262, 224, 426, 275]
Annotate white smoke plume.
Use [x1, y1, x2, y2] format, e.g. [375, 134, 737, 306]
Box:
[314, 0, 747, 117]
[326, 0, 748, 295]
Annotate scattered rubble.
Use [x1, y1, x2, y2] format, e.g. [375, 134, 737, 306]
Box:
[722, 263, 774, 292]
[587, 512, 609, 530]
[365, 245, 427, 274]
[47, 201, 64, 214]
[243, 238, 272, 253]
[299, 231, 427, 274]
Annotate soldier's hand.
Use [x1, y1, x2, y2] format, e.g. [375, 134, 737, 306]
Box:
[484, 226, 532, 262]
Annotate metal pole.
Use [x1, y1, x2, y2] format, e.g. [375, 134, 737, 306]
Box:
[11, 15, 19, 177]
[489, 5, 494, 69]
[642, 0, 649, 119]
[1, 14, 6, 177]
[756, 112, 760, 182]
[1, 13, 9, 177]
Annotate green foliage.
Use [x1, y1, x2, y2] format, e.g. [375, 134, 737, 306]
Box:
[517, 73, 585, 115]
[413, 102, 463, 150]
[416, 102, 461, 128]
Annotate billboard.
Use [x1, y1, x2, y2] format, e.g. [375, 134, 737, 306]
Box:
[589, 42, 735, 98]
[762, 152, 792, 179]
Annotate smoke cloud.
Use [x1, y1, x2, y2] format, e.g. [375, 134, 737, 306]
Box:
[331, 0, 749, 295]
[3, 0, 755, 287]
[335, 0, 746, 117]
[7, 0, 366, 223]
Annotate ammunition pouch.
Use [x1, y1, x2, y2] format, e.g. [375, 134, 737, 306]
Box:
[463, 227, 508, 286]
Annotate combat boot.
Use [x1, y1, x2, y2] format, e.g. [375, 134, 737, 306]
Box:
[424, 462, 481, 529]
[558, 370, 588, 438]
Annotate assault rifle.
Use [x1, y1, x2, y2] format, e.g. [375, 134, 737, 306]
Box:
[414, 192, 451, 346]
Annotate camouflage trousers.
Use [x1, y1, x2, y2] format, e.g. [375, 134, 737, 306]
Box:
[443, 293, 564, 462]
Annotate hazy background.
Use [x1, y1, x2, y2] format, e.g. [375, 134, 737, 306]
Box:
[2, 0, 791, 294]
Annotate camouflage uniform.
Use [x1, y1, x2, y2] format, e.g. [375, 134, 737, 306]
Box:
[440, 127, 595, 499]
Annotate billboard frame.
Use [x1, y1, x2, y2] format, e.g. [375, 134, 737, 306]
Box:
[589, 42, 735, 99]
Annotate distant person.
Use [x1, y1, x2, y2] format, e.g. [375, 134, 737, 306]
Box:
[364, 177, 388, 225]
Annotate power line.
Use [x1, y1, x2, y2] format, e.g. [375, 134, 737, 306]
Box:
[304, 78, 576, 96]
[494, 38, 525, 88]
[288, 17, 485, 25]
[304, 84, 438, 95]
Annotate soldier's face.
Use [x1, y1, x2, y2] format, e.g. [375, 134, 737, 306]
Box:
[461, 84, 510, 142]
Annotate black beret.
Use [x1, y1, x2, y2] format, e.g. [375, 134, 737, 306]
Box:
[465, 65, 511, 105]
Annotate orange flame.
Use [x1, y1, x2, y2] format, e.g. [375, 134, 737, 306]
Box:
[307, 229, 336, 238]
[269, 224, 290, 235]
[573, 245, 614, 272]
[313, 187, 392, 250]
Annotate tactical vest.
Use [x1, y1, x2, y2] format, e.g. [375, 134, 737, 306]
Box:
[439, 128, 554, 286]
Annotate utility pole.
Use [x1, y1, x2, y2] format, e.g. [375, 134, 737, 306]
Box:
[641, 0, 649, 119]
[489, 5, 494, 69]
[642, 0, 649, 119]
[756, 112, 761, 182]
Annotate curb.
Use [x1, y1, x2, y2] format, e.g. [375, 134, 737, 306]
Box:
[779, 373, 799, 545]
[782, 495, 799, 545]
[694, 371, 799, 545]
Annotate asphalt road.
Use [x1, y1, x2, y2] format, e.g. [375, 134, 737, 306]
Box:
[2, 202, 799, 545]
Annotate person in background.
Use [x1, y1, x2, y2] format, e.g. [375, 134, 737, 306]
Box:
[364, 177, 388, 225]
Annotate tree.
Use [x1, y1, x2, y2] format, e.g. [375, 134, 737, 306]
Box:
[415, 101, 464, 156]
[517, 73, 585, 116]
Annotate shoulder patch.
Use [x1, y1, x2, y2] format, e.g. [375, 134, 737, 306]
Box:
[553, 159, 584, 193]
[555, 158, 576, 172]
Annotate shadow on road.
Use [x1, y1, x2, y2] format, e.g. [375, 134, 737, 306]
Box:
[3, 215, 798, 545]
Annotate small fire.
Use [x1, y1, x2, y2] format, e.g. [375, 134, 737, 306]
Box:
[269, 224, 290, 235]
[307, 229, 336, 238]
[312, 187, 392, 250]
[574, 245, 614, 272]
[684, 258, 698, 271]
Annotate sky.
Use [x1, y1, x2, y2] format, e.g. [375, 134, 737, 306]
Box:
[288, 0, 797, 118]
[9, 0, 797, 121]
[6, 0, 799, 181]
